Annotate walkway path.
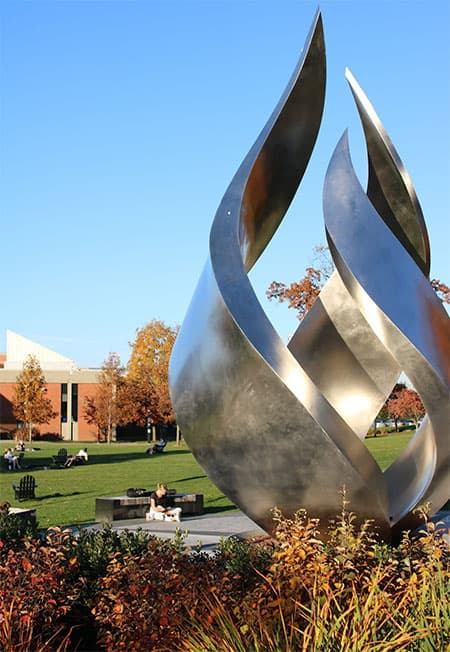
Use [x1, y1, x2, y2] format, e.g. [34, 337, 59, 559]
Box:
[84, 511, 267, 553]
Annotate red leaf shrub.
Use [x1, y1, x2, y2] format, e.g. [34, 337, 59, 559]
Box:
[0, 529, 82, 649]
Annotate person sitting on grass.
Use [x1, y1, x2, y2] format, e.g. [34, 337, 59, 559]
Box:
[64, 447, 88, 468]
[146, 483, 182, 522]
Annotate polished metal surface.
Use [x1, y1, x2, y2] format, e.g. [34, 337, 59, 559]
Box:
[169, 10, 449, 540]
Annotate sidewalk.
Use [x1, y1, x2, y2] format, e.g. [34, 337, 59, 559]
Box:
[84, 511, 267, 553]
[79, 510, 449, 553]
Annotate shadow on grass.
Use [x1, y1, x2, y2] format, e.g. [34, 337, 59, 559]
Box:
[35, 491, 85, 501]
[19, 448, 192, 470]
[171, 474, 208, 483]
[85, 450, 192, 466]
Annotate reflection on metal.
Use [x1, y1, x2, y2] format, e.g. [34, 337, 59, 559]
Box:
[169, 10, 450, 540]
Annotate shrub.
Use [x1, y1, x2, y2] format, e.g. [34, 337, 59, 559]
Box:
[214, 534, 273, 586]
[89, 532, 269, 650]
[0, 529, 83, 650]
[59, 525, 163, 585]
[184, 499, 449, 652]
[33, 432, 63, 442]
[1, 497, 448, 651]
[91, 543, 212, 650]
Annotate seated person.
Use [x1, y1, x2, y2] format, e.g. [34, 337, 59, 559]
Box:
[76, 447, 88, 463]
[146, 483, 182, 522]
[145, 438, 167, 455]
[64, 447, 88, 468]
[15, 440, 25, 452]
[4, 448, 21, 470]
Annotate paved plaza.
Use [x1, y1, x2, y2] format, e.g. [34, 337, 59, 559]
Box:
[84, 511, 267, 553]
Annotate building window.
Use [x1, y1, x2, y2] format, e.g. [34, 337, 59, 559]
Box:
[71, 383, 78, 422]
[61, 384, 67, 423]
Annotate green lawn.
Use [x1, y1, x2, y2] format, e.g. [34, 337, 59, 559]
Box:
[1, 441, 236, 529]
[364, 431, 414, 470]
[1, 432, 414, 529]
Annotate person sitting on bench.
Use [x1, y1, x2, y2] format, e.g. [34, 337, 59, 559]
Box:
[146, 483, 182, 522]
[4, 448, 21, 470]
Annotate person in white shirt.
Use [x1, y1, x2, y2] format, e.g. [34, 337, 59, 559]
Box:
[76, 448, 88, 462]
[64, 447, 88, 467]
[4, 448, 21, 470]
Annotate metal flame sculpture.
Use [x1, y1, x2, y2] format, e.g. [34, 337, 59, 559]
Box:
[169, 10, 450, 541]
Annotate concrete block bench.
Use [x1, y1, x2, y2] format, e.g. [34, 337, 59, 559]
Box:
[96, 493, 204, 524]
[9, 506, 37, 526]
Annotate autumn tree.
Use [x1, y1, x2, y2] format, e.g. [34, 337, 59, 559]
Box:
[267, 245, 450, 321]
[376, 382, 406, 431]
[388, 387, 425, 430]
[120, 320, 179, 427]
[266, 268, 323, 322]
[12, 355, 57, 442]
[84, 353, 124, 444]
[266, 245, 332, 321]
[430, 279, 450, 304]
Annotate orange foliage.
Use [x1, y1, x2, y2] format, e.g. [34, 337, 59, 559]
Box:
[122, 320, 179, 426]
[431, 279, 450, 304]
[12, 355, 57, 442]
[266, 267, 323, 321]
[387, 387, 425, 428]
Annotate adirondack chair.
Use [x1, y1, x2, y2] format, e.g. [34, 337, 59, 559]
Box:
[145, 439, 167, 456]
[52, 448, 68, 466]
[12, 475, 38, 501]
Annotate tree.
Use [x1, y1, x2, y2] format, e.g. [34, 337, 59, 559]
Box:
[267, 245, 449, 321]
[387, 388, 425, 430]
[12, 355, 57, 442]
[121, 320, 179, 427]
[266, 267, 324, 322]
[266, 245, 332, 321]
[430, 279, 450, 304]
[376, 382, 406, 431]
[84, 353, 124, 444]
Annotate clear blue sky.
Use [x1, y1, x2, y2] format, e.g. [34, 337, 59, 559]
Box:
[1, 0, 449, 368]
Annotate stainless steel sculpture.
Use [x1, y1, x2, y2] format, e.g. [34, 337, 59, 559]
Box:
[169, 10, 450, 541]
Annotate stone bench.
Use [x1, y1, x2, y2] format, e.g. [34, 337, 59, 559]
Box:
[9, 506, 37, 526]
[95, 493, 204, 523]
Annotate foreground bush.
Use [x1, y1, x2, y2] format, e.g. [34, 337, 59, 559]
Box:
[182, 501, 450, 651]
[0, 498, 448, 651]
[91, 532, 272, 650]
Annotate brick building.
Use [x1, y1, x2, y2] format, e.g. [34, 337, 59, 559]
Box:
[0, 330, 101, 442]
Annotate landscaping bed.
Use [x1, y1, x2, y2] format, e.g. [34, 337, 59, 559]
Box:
[0, 500, 448, 651]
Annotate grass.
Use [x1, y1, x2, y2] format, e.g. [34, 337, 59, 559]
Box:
[364, 431, 414, 470]
[0, 441, 236, 529]
[1, 431, 415, 529]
